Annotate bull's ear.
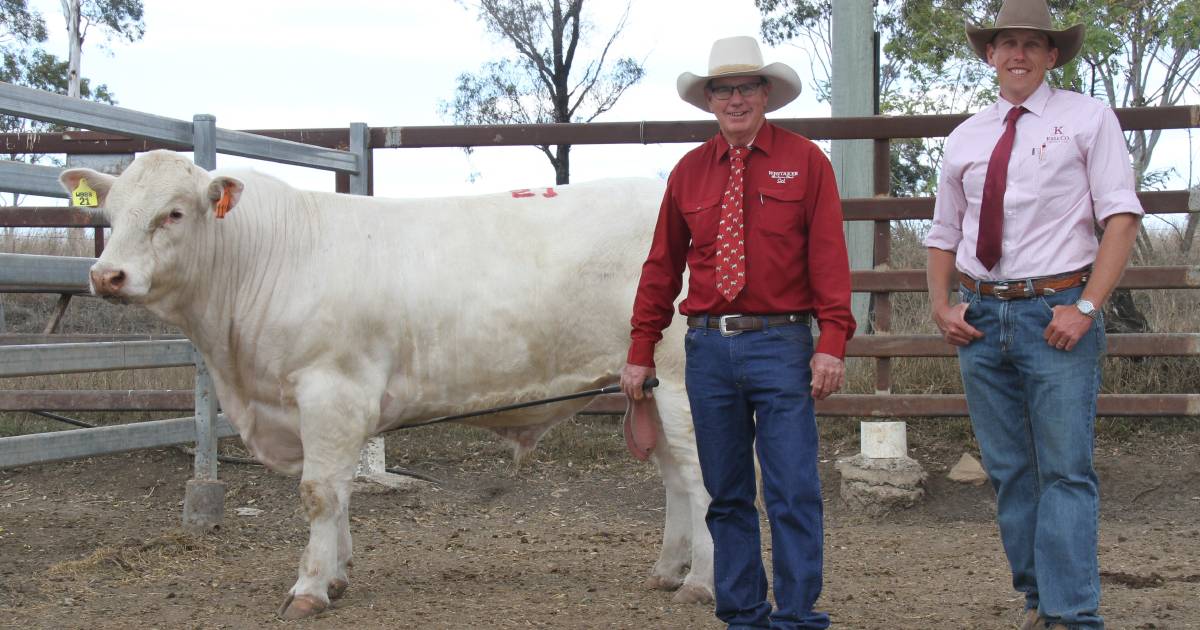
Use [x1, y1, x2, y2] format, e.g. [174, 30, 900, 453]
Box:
[59, 168, 115, 210]
[205, 175, 245, 218]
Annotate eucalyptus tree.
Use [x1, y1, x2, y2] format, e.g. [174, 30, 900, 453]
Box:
[442, 0, 645, 184]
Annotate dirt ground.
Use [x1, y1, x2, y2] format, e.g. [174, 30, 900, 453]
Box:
[1, 417, 1198, 630]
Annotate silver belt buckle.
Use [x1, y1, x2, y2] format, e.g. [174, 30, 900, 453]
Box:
[993, 283, 1011, 300]
[718, 314, 743, 337]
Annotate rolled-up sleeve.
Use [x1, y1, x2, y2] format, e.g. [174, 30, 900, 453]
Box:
[1087, 107, 1144, 225]
[924, 134, 967, 252]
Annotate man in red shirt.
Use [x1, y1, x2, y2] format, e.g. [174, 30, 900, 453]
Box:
[621, 36, 854, 629]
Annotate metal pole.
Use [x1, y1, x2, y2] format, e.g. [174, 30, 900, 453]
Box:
[193, 114, 217, 171]
[187, 115, 220, 530]
[182, 348, 224, 531]
[349, 122, 371, 196]
[346, 121, 383, 477]
[831, 0, 877, 331]
[192, 350, 218, 481]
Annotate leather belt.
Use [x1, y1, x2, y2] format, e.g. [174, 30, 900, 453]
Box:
[959, 268, 1090, 300]
[686, 312, 812, 336]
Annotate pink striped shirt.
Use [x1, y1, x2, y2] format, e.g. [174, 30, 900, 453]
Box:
[925, 82, 1143, 280]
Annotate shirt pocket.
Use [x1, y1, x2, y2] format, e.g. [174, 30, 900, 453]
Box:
[679, 195, 722, 255]
[757, 186, 805, 237]
[1035, 140, 1083, 209]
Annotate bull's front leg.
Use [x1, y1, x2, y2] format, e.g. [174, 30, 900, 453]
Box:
[649, 385, 714, 604]
[278, 370, 376, 620]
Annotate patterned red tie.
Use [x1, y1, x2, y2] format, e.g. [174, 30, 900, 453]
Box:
[976, 106, 1026, 270]
[716, 146, 748, 301]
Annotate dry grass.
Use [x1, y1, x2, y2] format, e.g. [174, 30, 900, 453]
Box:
[43, 531, 219, 584]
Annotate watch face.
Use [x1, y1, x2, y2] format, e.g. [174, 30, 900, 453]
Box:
[1076, 299, 1096, 316]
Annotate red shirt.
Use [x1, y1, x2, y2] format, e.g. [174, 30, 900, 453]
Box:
[628, 122, 856, 367]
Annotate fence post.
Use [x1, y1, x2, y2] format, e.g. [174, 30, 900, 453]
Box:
[346, 121, 389, 478]
[831, 0, 876, 331]
[193, 114, 217, 171]
[182, 114, 225, 532]
[349, 122, 371, 196]
[872, 139, 893, 394]
[182, 348, 225, 531]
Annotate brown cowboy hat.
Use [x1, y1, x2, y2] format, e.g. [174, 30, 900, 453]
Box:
[966, 0, 1085, 68]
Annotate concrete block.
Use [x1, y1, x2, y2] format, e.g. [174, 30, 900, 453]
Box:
[182, 479, 225, 533]
[835, 453, 927, 515]
[861, 421, 907, 458]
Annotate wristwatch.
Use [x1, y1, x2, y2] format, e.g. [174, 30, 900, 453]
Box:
[1075, 299, 1098, 319]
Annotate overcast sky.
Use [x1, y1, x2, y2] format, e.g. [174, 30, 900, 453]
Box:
[27, 0, 1198, 211]
[29, 0, 835, 198]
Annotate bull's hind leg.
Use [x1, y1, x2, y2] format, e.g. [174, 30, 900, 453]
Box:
[279, 370, 377, 620]
[650, 384, 714, 605]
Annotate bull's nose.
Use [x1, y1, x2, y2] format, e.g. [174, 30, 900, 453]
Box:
[90, 267, 126, 295]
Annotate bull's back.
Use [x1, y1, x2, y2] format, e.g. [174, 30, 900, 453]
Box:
[288, 178, 667, 425]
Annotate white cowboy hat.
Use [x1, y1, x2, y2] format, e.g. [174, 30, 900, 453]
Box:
[676, 36, 802, 113]
[966, 0, 1085, 69]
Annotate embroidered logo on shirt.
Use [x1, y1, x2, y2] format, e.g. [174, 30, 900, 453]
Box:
[1045, 125, 1070, 144]
[768, 170, 799, 184]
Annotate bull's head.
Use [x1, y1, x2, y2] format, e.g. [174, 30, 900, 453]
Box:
[58, 151, 244, 304]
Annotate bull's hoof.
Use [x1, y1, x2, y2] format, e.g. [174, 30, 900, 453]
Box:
[672, 583, 714, 604]
[277, 592, 328, 620]
[643, 574, 683, 591]
[327, 578, 349, 601]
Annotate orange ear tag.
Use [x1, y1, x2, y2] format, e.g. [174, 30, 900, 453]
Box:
[214, 183, 234, 219]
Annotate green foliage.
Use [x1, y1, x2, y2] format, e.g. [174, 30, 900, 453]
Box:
[441, 0, 645, 184]
[78, 0, 144, 44]
[0, 0, 122, 135]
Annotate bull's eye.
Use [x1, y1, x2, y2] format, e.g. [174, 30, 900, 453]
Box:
[169, 210, 184, 221]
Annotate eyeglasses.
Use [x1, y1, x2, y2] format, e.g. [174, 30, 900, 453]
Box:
[708, 81, 765, 100]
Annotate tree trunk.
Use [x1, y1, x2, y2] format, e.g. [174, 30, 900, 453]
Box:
[554, 144, 570, 185]
[63, 0, 82, 100]
[1184, 202, 1199, 254]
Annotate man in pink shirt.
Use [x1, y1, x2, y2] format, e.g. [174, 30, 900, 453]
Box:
[924, 0, 1142, 628]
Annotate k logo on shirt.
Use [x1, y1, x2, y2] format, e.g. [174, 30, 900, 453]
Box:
[1046, 124, 1070, 144]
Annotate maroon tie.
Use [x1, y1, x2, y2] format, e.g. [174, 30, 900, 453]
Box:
[716, 146, 748, 301]
[976, 106, 1027, 270]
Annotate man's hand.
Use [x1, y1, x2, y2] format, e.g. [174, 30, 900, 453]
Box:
[810, 352, 844, 400]
[933, 302, 984, 346]
[620, 363, 656, 401]
[1044, 305, 1094, 351]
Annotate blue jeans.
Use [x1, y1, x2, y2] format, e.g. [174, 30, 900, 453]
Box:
[684, 320, 829, 630]
[958, 284, 1105, 629]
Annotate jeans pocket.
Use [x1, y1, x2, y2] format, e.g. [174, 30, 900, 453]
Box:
[960, 288, 980, 319]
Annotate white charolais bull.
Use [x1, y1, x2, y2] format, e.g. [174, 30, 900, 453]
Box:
[60, 150, 713, 619]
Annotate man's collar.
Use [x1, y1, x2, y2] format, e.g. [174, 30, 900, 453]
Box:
[712, 121, 776, 164]
[997, 82, 1052, 120]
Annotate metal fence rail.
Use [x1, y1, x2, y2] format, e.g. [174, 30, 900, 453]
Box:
[0, 413, 237, 469]
[0, 82, 360, 174]
[0, 340, 195, 377]
[0, 253, 96, 293]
